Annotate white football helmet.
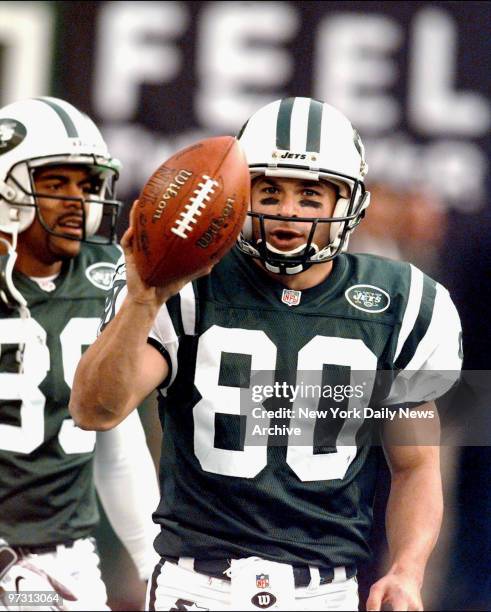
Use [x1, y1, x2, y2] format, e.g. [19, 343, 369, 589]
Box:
[0, 96, 122, 244]
[237, 97, 370, 274]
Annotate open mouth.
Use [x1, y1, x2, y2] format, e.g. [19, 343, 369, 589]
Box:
[268, 228, 305, 247]
[55, 215, 84, 237]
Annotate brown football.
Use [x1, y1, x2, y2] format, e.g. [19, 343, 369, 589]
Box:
[133, 136, 250, 286]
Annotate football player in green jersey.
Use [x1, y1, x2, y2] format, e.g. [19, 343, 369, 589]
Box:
[0, 97, 159, 610]
[71, 98, 462, 611]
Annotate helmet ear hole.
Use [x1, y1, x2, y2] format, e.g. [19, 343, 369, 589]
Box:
[0, 162, 37, 234]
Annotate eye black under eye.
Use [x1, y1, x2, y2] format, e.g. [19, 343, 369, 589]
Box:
[300, 199, 323, 208]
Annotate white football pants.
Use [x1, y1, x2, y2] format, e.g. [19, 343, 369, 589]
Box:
[0, 538, 108, 611]
[146, 558, 359, 611]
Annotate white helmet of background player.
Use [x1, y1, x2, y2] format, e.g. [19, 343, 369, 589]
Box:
[237, 97, 370, 274]
[0, 96, 122, 244]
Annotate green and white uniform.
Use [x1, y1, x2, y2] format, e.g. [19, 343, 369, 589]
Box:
[0, 244, 119, 546]
[0, 245, 121, 611]
[104, 247, 462, 570]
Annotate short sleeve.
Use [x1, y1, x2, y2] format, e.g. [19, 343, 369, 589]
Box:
[98, 254, 180, 389]
[384, 282, 463, 405]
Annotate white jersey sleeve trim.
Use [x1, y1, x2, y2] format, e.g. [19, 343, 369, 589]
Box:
[404, 283, 462, 372]
[394, 264, 424, 362]
[385, 283, 462, 405]
[179, 282, 196, 336]
[149, 304, 179, 387]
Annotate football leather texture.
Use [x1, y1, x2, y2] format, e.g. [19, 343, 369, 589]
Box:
[133, 136, 250, 286]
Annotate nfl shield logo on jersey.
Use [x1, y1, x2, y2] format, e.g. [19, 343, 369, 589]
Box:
[256, 573, 269, 589]
[281, 289, 301, 306]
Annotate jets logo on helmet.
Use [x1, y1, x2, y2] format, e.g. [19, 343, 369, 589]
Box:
[0, 120, 27, 152]
[0, 97, 122, 245]
[237, 97, 370, 274]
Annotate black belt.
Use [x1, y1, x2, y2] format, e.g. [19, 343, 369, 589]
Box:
[11, 540, 76, 556]
[167, 558, 357, 589]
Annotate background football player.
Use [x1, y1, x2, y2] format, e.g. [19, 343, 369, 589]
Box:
[0, 97, 159, 610]
[70, 97, 462, 611]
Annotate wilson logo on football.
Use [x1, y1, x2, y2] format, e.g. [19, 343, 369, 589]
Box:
[152, 169, 192, 222]
[345, 284, 390, 313]
[196, 198, 235, 249]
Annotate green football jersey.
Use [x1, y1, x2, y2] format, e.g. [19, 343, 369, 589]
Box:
[104, 247, 462, 567]
[0, 243, 120, 546]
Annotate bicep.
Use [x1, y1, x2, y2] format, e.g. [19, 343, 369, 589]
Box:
[130, 341, 170, 407]
[382, 401, 441, 474]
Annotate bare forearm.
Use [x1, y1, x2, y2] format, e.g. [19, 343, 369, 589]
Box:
[386, 457, 443, 585]
[70, 202, 213, 431]
[69, 297, 162, 430]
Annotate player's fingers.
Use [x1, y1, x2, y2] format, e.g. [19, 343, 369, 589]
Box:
[174, 266, 211, 292]
[121, 204, 137, 250]
[407, 596, 423, 611]
[193, 263, 215, 279]
[177, 263, 215, 287]
[388, 596, 409, 611]
[366, 585, 383, 611]
[120, 226, 134, 252]
[128, 199, 139, 226]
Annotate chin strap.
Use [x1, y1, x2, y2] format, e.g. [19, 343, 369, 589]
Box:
[0, 236, 29, 317]
[0, 235, 31, 373]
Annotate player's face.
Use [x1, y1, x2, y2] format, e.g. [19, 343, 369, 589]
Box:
[251, 176, 338, 253]
[20, 166, 96, 262]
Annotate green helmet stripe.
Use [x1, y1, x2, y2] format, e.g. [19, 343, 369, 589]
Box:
[35, 98, 79, 138]
[306, 99, 323, 153]
[275, 98, 294, 150]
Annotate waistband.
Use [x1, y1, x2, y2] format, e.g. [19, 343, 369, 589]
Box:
[11, 540, 77, 556]
[169, 557, 357, 589]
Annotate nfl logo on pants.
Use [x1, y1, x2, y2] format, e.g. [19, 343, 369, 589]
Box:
[256, 573, 269, 589]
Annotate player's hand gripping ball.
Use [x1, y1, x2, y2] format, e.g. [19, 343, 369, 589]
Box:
[133, 136, 250, 286]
